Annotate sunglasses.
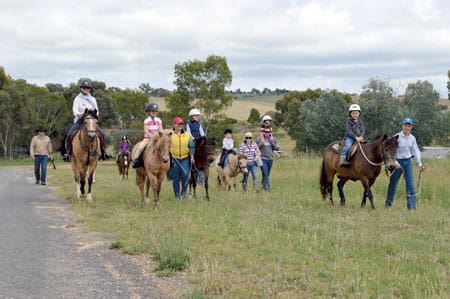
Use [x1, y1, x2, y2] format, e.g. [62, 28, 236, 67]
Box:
[81, 86, 90, 90]
[245, 137, 252, 139]
[264, 131, 271, 133]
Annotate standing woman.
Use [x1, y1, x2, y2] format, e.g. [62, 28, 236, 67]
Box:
[30, 126, 53, 185]
[238, 132, 261, 192]
[385, 118, 424, 210]
[170, 117, 195, 199]
[255, 128, 280, 192]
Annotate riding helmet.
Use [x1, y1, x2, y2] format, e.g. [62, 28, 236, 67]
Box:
[189, 108, 201, 117]
[122, 136, 128, 140]
[145, 103, 159, 112]
[262, 115, 272, 122]
[224, 128, 232, 135]
[78, 78, 92, 88]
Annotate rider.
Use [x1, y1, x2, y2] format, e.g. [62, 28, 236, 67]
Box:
[217, 128, 234, 167]
[63, 78, 109, 162]
[259, 115, 273, 142]
[131, 102, 163, 168]
[116, 135, 131, 163]
[340, 104, 365, 167]
[186, 108, 205, 142]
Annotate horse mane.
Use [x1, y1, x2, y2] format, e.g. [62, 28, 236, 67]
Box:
[82, 109, 98, 120]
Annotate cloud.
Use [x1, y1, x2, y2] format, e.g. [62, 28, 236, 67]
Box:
[1, 0, 449, 96]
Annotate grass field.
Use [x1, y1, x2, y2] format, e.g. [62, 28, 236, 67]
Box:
[31, 152, 450, 298]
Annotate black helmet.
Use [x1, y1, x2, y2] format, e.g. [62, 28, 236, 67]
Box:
[145, 103, 159, 112]
[121, 136, 128, 140]
[223, 128, 232, 135]
[78, 78, 92, 88]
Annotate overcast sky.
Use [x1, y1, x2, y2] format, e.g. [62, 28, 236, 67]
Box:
[1, 0, 449, 96]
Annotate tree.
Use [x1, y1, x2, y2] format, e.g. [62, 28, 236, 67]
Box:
[247, 108, 260, 125]
[111, 89, 148, 129]
[402, 80, 441, 147]
[168, 55, 232, 132]
[274, 89, 322, 127]
[359, 78, 400, 137]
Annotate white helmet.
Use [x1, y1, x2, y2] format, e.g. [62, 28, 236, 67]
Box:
[349, 104, 361, 112]
[189, 108, 201, 117]
[262, 115, 272, 122]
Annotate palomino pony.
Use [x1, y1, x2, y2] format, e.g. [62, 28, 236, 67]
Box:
[132, 131, 172, 208]
[320, 134, 399, 209]
[70, 109, 100, 201]
[189, 136, 216, 200]
[117, 151, 130, 179]
[216, 153, 248, 191]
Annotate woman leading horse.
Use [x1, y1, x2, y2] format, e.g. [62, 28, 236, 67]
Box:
[320, 134, 399, 209]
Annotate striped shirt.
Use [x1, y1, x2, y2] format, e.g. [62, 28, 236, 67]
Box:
[144, 116, 163, 139]
[239, 141, 258, 165]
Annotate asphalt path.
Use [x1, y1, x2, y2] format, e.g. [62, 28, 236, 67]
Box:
[0, 168, 185, 299]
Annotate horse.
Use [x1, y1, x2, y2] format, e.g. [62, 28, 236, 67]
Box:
[216, 152, 248, 191]
[70, 109, 100, 202]
[189, 136, 216, 200]
[132, 131, 172, 208]
[117, 151, 130, 179]
[320, 134, 399, 209]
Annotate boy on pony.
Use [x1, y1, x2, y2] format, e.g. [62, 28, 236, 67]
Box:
[340, 104, 365, 167]
[217, 128, 234, 167]
[186, 108, 205, 143]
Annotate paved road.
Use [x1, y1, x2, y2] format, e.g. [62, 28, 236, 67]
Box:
[0, 168, 184, 299]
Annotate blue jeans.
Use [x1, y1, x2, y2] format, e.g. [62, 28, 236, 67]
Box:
[385, 158, 416, 210]
[341, 137, 355, 157]
[34, 155, 48, 183]
[243, 163, 258, 185]
[260, 159, 273, 191]
[172, 157, 190, 199]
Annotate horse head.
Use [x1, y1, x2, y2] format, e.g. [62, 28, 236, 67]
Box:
[152, 131, 171, 164]
[83, 109, 98, 141]
[236, 153, 248, 174]
[382, 134, 399, 171]
[204, 137, 216, 164]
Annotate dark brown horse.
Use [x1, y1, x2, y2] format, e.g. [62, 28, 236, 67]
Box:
[320, 134, 399, 209]
[189, 136, 216, 201]
[132, 131, 172, 208]
[70, 109, 100, 202]
[117, 151, 130, 179]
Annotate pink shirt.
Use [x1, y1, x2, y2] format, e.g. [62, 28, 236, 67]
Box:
[144, 116, 163, 139]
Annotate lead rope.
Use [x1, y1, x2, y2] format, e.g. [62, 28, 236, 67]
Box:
[358, 142, 384, 166]
[385, 165, 425, 198]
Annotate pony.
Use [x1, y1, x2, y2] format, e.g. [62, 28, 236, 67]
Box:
[189, 136, 216, 200]
[216, 152, 248, 191]
[117, 151, 130, 179]
[320, 134, 399, 209]
[70, 109, 100, 201]
[132, 131, 172, 208]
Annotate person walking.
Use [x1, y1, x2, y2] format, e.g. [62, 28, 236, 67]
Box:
[169, 117, 195, 199]
[238, 132, 261, 192]
[63, 78, 109, 162]
[30, 126, 53, 185]
[255, 128, 280, 192]
[385, 118, 424, 210]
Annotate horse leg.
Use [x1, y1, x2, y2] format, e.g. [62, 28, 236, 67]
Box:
[361, 180, 376, 210]
[79, 172, 86, 198]
[337, 178, 348, 206]
[204, 171, 210, 201]
[87, 170, 95, 202]
[135, 171, 146, 205]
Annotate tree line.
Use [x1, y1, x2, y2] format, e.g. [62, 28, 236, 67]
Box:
[1, 62, 449, 159]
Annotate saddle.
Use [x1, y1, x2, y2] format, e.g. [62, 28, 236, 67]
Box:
[331, 139, 359, 159]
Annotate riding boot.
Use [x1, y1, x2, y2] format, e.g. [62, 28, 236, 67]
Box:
[63, 137, 71, 162]
[339, 156, 350, 167]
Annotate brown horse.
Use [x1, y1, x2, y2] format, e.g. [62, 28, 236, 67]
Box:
[132, 131, 172, 208]
[189, 136, 216, 200]
[320, 134, 399, 209]
[117, 151, 130, 179]
[216, 153, 248, 191]
[70, 109, 100, 202]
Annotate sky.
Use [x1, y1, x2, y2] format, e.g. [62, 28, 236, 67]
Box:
[1, 0, 450, 97]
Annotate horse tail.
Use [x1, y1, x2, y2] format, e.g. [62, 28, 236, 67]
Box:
[319, 158, 329, 199]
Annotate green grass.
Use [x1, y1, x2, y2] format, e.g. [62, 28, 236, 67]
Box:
[28, 156, 450, 298]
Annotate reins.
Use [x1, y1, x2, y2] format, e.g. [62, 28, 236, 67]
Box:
[358, 142, 384, 166]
